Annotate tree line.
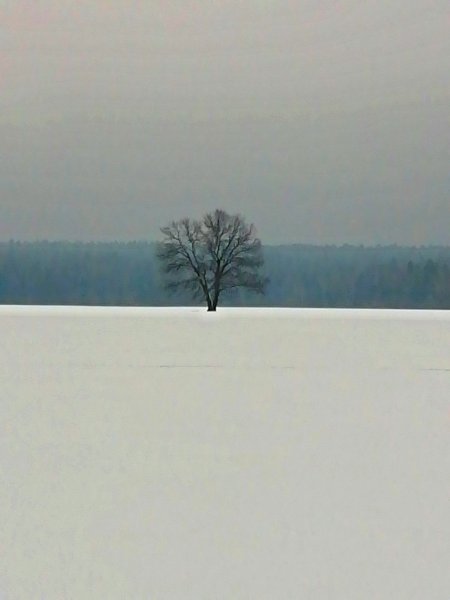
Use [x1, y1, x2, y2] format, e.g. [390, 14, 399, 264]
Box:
[0, 240, 449, 309]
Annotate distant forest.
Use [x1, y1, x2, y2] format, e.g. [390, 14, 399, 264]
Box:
[0, 241, 449, 309]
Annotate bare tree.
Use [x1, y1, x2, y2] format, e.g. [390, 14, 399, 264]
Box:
[156, 209, 266, 311]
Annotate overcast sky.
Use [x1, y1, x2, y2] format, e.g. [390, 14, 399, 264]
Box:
[1, 1, 449, 244]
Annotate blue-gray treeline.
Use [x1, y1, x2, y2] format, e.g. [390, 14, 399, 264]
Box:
[0, 241, 449, 309]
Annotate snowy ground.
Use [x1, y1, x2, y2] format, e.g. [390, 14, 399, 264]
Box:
[1, 306, 449, 599]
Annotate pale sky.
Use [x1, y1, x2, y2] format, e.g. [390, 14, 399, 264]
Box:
[1, 1, 449, 244]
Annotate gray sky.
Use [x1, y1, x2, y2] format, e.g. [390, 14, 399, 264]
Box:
[1, 1, 449, 244]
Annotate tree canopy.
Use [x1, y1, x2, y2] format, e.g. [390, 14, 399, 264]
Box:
[156, 209, 266, 310]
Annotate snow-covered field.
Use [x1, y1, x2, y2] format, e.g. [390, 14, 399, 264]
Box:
[1, 306, 449, 599]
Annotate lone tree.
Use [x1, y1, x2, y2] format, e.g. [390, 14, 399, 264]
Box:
[157, 209, 266, 311]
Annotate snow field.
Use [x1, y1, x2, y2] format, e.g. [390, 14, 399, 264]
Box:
[1, 307, 449, 599]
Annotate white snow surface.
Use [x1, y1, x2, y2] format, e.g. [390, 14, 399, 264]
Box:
[1, 306, 449, 599]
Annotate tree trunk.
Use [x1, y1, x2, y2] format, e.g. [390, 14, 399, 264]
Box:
[210, 295, 219, 311]
[211, 274, 220, 311]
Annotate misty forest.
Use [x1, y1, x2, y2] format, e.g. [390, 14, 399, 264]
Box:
[1, 241, 449, 309]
